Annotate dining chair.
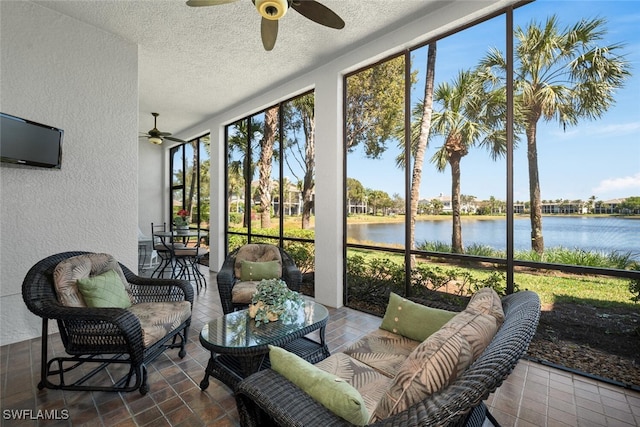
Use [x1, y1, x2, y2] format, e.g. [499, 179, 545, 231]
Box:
[173, 239, 209, 294]
[150, 222, 183, 278]
[151, 224, 208, 293]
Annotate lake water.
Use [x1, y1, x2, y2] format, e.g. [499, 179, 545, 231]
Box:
[347, 216, 639, 258]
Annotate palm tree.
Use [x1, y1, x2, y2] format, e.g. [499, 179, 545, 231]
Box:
[227, 119, 262, 227]
[393, 43, 436, 267]
[429, 69, 508, 253]
[257, 106, 279, 229]
[480, 15, 631, 254]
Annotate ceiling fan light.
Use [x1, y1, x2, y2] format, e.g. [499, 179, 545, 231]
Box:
[148, 136, 163, 145]
[255, 0, 287, 20]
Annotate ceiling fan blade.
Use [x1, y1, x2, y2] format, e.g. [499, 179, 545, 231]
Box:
[261, 17, 278, 51]
[291, 0, 344, 29]
[164, 136, 187, 143]
[186, 0, 239, 7]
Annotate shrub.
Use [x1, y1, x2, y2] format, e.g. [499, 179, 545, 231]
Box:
[228, 212, 242, 224]
[345, 253, 514, 313]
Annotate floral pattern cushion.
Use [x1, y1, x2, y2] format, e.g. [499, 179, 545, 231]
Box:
[343, 329, 420, 378]
[315, 352, 393, 421]
[127, 301, 192, 348]
[53, 253, 130, 308]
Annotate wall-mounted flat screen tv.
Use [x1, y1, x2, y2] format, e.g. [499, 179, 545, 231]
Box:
[0, 112, 64, 169]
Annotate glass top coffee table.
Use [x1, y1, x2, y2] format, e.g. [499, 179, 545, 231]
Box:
[199, 299, 330, 390]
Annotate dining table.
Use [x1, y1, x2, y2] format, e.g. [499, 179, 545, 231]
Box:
[151, 229, 209, 292]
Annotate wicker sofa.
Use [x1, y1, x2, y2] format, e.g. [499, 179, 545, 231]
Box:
[235, 290, 540, 427]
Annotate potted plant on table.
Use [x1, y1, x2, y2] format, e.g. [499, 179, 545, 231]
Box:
[174, 209, 190, 233]
[249, 279, 303, 326]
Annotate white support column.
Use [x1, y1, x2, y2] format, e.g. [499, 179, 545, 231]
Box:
[313, 72, 343, 308]
[208, 121, 226, 273]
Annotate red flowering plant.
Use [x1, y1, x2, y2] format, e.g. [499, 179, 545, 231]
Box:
[174, 209, 190, 226]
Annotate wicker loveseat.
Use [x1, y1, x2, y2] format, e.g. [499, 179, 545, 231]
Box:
[235, 290, 540, 426]
[22, 251, 194, 395]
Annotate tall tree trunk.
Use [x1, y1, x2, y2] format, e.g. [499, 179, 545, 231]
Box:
[450, 153, 463, 253]
[187, 141, 198, 225]
[301, 113, 315, 230]
[526, 119, 544, 254]
[410, 42, 437, 268]
[243, 155, 250, 228]
[259, 107, 278, 229]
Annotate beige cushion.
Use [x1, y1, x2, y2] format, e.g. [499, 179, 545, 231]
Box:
[373, 325, 474, 421]
[53, 253, 130, 308]
[231, 281, 259, 304]
[173, 247, 209, 257]
[127, 301, 192, 348]
[233, 244, 282, 278]
[466, 287, 505, 325]
[343, 328, 420, 378]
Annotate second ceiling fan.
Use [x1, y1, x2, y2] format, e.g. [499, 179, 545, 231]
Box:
[186, 0, 345, 51]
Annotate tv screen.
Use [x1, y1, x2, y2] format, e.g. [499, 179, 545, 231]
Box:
[0, 112, 64, 169]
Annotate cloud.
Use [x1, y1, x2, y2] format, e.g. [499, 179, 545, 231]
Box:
[591, 122, 640, 136]
[593, 172, 640, 196]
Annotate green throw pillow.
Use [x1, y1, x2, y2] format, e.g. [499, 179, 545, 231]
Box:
[380, 292, 456, 342]
[240, 260, 280, 282]
[269, 346, 370, 426]
[76, 269, 132, 309]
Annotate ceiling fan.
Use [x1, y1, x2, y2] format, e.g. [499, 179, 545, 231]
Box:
[140, 112, 185, 145]
[186, 0, 345, 51]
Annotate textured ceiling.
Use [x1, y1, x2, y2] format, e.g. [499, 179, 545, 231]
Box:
[34, 0, 447, 138]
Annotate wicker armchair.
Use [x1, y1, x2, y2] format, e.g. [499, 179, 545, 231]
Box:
[22, 251, 194, 395]
[216, 244, 302, 314]
[235, 290, 541, 427]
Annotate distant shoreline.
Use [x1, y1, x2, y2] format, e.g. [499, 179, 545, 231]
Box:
[345, 213, 637, 225]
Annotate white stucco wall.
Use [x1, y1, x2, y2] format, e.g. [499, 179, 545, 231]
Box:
[0, 1, 139, 345]
[174, 0, 512, 309]
[138, 141, 166, 236]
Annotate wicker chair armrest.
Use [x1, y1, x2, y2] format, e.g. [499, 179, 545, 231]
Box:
[236, 369, 352, 427]
[216, 257, 237, 314]
[280, 251, 302, 292]
[236, 369, 437, 427]
[236, 369, 463, 427]
[125, 275, 194, 306]
[50, 305, 145, 362]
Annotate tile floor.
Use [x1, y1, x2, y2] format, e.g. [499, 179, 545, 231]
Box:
[1, 266, 639, 426]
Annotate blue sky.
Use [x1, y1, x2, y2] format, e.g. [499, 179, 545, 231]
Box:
[346, 0, 640, 203]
